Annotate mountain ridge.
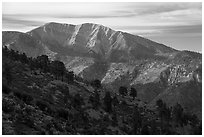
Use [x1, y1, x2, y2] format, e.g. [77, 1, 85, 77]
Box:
[2, 46, 201, 135]
[2, 22, 202, 118]
[4, 22, 200, 60]
[25, 22, 178, 61]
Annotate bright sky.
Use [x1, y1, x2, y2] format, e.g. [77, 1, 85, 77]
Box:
[2, 2, 202, 52]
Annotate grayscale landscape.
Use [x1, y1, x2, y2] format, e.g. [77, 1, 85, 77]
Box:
[2, 2, 202, 135]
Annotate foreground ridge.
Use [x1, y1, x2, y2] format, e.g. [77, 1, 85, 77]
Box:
[2, 47, 202, 135]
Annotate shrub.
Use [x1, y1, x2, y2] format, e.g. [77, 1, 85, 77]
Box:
[91, 79, 101, 89]
[119, 86, 128, 97]
[103, 91, 112, 113]
[13, 91, 33, 105]
[2, 84, 11, 94]
[36, 100, 50, 112]
[129, 87, 137, 99]
[2, 98, 15, 113]
[56, 108, 69, 120]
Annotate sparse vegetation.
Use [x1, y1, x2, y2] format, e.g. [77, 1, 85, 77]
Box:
[119, 86, 128, 97]
[2, 47, 202, 135]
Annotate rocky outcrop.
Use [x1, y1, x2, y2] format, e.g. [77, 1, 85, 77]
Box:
[2, 22, 202, 118]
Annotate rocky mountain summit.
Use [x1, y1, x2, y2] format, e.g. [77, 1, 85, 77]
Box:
[3, 22, 176, 59]
[2, 22, 202, 118]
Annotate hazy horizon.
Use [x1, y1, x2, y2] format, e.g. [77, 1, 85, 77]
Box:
[2, 2, 202, 53]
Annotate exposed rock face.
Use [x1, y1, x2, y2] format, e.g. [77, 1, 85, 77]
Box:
[2, 22, 202, 117]
[26, 22, 176, 60]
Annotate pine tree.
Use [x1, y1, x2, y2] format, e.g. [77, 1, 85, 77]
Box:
[132, 106, 141, 134]
[112, 95, 119, 110]
[172, 103, 183, 126]
[141, 125, 150, 135]
[36, 55, 50, 73]
[89, 91, 100, 109]
[65, 71, 74, 83]
[50, 60, 66, 81]
[64, 87, 70, 105]
[112, 110, 118, 127]
[119, 86, 128, 97]
[93, 91, 100, 109]
[130, 87, 137, 100]
[3, 60, 13, 85]
[91, 79, 101, 89]
[103, 91, 112, 113]
[73, 93, 84, 109]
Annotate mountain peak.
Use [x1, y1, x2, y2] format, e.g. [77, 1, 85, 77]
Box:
[44, 22, 108, 28]
[10, 22, 179, 62]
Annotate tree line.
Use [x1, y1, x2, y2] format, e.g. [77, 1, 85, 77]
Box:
[3, 46, 75, 83]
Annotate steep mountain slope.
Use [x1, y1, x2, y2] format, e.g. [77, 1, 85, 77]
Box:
[2, 48, 202, 135]
[2, 31, 44, 57]
[27, 22, 176, 61]
[2, 22, 178, 63]
[2, 22, 202, 118]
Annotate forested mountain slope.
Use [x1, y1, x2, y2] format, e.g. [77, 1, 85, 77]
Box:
[2, 47, 201, 135]
[2, 22, 202, 123]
